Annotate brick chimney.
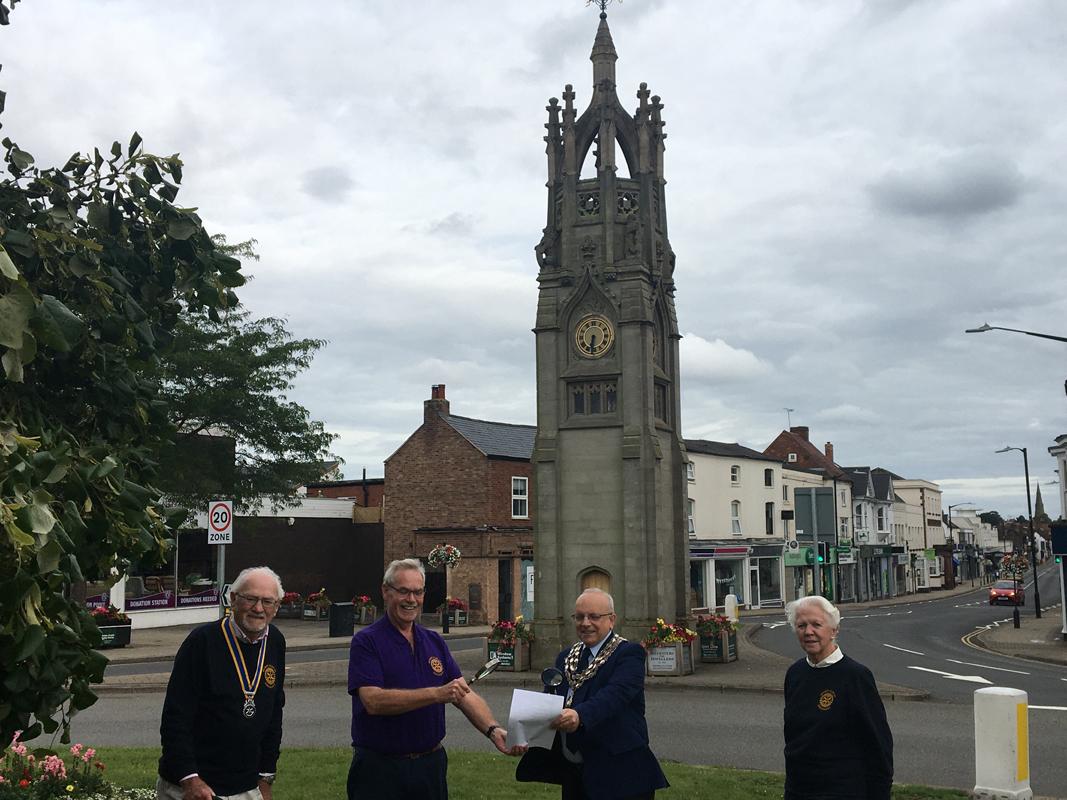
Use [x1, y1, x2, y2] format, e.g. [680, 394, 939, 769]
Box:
[424, 384, 450, 422]
[790, 426, 809, 441]
[824, 442, 834, 462]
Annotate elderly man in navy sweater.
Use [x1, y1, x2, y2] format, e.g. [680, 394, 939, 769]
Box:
[158, 566, 286, 800]
[783, 595, 894, 800]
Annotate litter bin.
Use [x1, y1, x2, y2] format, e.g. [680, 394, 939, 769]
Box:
[328, 602, 355, 638]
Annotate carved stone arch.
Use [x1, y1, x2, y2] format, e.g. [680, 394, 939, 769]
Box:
[561, 268, 617, 335]
[574, 103, 640, 177]
[578, 567, 612, 595]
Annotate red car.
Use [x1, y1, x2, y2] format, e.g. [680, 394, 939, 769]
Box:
[989, 580, 1025, 606]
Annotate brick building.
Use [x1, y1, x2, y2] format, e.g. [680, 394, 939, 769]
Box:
[384, 385, 535, 624]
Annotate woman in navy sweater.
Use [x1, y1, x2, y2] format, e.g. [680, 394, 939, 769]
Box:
[783, 596, 893, 800]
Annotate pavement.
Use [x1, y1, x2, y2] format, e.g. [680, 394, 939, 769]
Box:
[97, 577, 1066, 697]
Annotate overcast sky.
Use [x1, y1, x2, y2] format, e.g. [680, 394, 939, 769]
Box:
[4, 1, 1065, 519]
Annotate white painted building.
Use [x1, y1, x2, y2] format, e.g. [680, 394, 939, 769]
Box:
[892, 478, 945, 591]
[1049, 434, 1067, 520]
[685, 440, 786, 610]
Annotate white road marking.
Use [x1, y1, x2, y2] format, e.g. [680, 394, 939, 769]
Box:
[762, 622, 788, 629]
[842, 611, 913, 620]
[945, 658, 1029, 675]
[1029, 705, 1067, 712]
[883, 643, 925, 656]
[907, 666, 993, 684]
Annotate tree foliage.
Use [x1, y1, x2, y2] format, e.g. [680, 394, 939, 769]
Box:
[979, 510, 1004, 528]
[153, 307, 338, 511]
[0, 132, 243, 743]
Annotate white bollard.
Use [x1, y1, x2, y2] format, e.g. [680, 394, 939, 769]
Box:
[724, 593, 739, 622]
[973, 687, 1032, 800]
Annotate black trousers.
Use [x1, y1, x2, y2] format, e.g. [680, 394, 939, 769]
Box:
[346, 745, 448, 800]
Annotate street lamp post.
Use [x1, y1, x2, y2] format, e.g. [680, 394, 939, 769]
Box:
[947, 502, 975, 584]
[966, 323, 1067, 343]
[995, 446, 1042, 619]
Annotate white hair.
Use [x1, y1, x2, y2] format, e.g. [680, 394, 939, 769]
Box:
[383, 558, 425, 586]
[576, 587, 615, 613]
[785, 595, 840, 630]
[230, 566, 284, 600]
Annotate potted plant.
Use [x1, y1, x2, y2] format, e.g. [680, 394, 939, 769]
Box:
[304, 588, 331, 620]
[437, 597, 468, 626]
[487, 615, 534, 671]
[90, 605, 132, 649]
[277, 591, 304, 619]
[695, 613, 739, 663]
[352, 594, 377, 624]
[642, 618, 696, 676]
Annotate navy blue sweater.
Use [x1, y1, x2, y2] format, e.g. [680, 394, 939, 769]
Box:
[158, 621, 285, 795]
[783, 654, 893, 799]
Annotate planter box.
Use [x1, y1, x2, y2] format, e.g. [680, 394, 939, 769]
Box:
[98, 623, 132, 649]
[357, 606, 378, 625]
[646, 642, 694, 676]
[276, 602, 304, 619]
[699, 631, 739, 663]
[487, 641, 531, 672]
[303, 605, 329, 620]
[447, 610, 468, 626]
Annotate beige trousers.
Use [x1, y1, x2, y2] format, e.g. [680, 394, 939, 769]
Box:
[156, 776, 263, 800]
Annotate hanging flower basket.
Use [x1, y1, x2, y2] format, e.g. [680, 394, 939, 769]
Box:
[428, 544, 462, 568]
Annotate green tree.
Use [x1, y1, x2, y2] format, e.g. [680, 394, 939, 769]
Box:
[154, 306, 339, 511]
[979, 510, 1004, 528]
[0, 132, 242, 743]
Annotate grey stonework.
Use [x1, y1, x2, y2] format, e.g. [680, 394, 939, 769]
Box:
[532, 11, 689, 663]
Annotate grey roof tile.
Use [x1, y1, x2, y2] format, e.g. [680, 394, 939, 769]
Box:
[442, 414, 536, 460]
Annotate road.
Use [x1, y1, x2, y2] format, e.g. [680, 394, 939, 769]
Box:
[68, 684, 1066, 796]
[753, 565, 1066, 706]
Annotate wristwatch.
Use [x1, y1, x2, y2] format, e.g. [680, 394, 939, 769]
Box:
[484, 724, 500, 739]
[259, 775, 276, 785]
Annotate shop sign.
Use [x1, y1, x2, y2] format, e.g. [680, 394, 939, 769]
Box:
[784, 547, 813, 567]
[177, 588, 221, 607]
[836, 547, 856, 565]
[126, 591, 175, 611]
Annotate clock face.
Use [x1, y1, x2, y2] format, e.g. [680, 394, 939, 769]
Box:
[575, 314, 615, 358]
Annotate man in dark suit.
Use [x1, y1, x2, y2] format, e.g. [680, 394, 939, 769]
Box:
[517, 588, 669, 800]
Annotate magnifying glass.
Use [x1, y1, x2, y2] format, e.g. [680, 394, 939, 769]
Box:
[541, 666, 563, 693]
[469, 656, 501, 685]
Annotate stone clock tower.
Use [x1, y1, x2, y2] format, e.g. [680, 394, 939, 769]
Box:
[531, 9, 689, 660]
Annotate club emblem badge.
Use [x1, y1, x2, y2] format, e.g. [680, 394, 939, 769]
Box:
[817, 690, 836, 711]
[429, 656, 444, 676]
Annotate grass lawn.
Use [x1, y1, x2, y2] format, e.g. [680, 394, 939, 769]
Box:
[98, 748, 968, 799]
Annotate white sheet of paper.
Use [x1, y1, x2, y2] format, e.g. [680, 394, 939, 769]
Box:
[507, 688, 564, 749]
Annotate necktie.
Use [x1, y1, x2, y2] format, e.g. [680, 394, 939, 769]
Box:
[578, 645, 591, 671]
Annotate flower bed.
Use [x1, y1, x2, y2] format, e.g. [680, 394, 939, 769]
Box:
[487, 616, 534, 671]
[276, 592, 304, 619]
[303, 589, 330, 620]
[0, 733, 120, 799]
[695, 613, 739, 663]
[351, 594, 377, 625]
[90, 606, 132, 649]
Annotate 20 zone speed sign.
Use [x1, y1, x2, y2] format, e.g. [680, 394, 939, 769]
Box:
[208, 500, 233, 545]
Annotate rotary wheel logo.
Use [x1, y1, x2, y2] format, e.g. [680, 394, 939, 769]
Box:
[428, 656, 444, 676]
[264, 665, 277, 688]
[817, 690, 836, 711]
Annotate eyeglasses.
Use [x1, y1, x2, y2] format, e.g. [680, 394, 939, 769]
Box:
[387, 584, 426, 598]
[234, 593, 279, 610]
[571, 613, 612, 622]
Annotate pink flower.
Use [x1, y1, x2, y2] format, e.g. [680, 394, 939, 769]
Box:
[84, 748, 96, 760]
[70, 744, 83, 756]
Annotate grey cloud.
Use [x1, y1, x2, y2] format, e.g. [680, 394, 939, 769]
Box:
[426, 212, 476, 238]
[301, 167, 356, 203]
[867, 154, 1025, 219]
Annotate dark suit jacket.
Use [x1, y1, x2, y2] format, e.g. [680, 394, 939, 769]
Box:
[517, 634, 669, 799]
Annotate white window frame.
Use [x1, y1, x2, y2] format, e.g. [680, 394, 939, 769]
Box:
[511, 476, 529, 519]
[764, 468, 773, 487]
[876, 506, 886, 531]
[730, 465, 741, 485]
[764, 501, 774, 536]
[687, 498, 695, 535]
[686, 461, 695, 482]
[731, 500, 742, 534]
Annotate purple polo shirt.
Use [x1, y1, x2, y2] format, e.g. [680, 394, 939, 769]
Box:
[348, 617, 461, 754]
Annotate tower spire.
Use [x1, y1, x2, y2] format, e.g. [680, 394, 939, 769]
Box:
[590, 7, 618, 86]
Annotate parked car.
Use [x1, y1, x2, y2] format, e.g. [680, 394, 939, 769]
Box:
[989, 580, 1025, 606]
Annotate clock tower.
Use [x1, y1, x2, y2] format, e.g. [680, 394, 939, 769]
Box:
[532, 9, 689, 659]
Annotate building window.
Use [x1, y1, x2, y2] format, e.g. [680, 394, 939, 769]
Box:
[764, 468, 773, 487]
[840, 519, 849, 538]
[687, 499, 695, 536]
[512, 477, 529, 519]
[840, 490, 846, 507]
[570, 381, 617, 416]
[854, 503, 866, 529]
[730, 465, 740, 484]
[787, 453, 797, 462]
[876, 507, 886, 531]
[782, 484, 788, 502]
[686, 461, 695, 481]
[765, 502, 774, 536]
[731, 501, 742, 534]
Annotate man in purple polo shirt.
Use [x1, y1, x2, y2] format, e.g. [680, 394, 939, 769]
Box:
[347, 558, 515, 799]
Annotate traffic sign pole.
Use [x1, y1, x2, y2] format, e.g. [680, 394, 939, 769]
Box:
[208, 500, 234, 619]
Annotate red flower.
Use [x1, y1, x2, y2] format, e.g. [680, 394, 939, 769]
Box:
[19, 779, 29, 788]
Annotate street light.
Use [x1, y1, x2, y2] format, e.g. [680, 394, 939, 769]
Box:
[966, 323, 1067, 343]
[947, 502, 975, 584]
[995, 446, 1042, 619]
